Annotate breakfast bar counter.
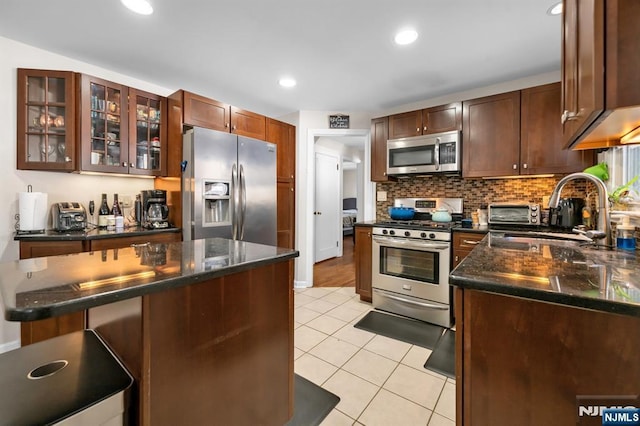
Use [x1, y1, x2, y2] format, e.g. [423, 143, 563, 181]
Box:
[449, 232, 640, 425]
[0, 238, 298, 425]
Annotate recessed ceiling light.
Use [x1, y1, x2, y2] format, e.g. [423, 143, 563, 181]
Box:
[279, 78, 297, 88]
[394, 29, 418, 46]
[547, 2, 562, 16]
[121, 0, 153, 15]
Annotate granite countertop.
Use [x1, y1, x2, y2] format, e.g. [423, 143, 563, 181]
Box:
[450, 231, 640, 317]
[0, 238, 298, 322]
[14, 226, 181, 242]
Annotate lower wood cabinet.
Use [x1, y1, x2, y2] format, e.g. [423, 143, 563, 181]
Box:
[452, 231, 485, 269]
[18, 231, 181, 346]
[355, 226, 372, 302]
[455, 288, 640, 425]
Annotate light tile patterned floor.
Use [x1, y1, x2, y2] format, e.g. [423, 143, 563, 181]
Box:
[294, 287, 455, 426]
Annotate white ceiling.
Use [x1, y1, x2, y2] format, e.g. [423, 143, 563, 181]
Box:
[0, 0, 561, 118]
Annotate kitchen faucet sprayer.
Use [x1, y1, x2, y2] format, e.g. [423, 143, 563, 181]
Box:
[548, 172, 612, 248]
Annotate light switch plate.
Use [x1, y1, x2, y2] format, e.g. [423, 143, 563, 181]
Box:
[377, 191, 387, 202]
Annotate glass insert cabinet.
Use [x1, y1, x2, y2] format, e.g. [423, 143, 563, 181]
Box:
[17, 69, 76, 171]
[17, 69, 167, 176]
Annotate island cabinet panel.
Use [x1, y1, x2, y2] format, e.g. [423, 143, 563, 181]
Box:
[89, 231, 181, 251]
[462, 91, 521, 178]
[355, 226, 372, 302]
[90, 260, 294, 426]
[455, 288, 640, 426]
[452, 232, 484, 269]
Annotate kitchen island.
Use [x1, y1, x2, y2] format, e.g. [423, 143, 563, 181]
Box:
[0, 238, 298, 426]
[450, 232, 640, 425]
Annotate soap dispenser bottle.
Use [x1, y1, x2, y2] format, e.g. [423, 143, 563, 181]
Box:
[616, 215, 636, 250]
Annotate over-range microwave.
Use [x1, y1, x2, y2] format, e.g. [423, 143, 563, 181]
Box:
[387, 130, 461, 175]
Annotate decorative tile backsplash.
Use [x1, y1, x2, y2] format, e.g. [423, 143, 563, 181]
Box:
[376, 175, 588, 219]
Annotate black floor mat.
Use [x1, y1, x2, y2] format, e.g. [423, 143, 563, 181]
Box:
[424, 329, 455, 378]
[286, 374, 340, 426]
[353, 310, 445, 349]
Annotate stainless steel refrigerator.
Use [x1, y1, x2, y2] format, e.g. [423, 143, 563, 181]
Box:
[182, 127, 277, 245]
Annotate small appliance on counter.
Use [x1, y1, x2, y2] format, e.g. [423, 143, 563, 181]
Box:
[141, 189, 170, 229]
[488, 203, 542, 226]
[549, 197, 585, 229]
[52, 202, 87, 232]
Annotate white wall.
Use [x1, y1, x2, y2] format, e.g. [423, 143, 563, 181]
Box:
[343, 169, 357, 199]
[0, 36, 175, 349]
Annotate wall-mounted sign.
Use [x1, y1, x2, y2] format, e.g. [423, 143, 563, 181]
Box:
[329, 114, 350, 129]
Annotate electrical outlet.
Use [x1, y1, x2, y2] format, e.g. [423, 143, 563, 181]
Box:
[121, 195, 132, 208]
[377, 191, 387, 202]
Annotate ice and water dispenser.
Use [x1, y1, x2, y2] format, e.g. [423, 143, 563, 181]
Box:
[203, 180, 230, 226]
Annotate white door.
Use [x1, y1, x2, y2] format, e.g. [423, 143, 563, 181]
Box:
[314, 151, 340, 262]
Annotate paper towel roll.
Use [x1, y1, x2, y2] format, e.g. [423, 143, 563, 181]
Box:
[19, 192, 48, 231]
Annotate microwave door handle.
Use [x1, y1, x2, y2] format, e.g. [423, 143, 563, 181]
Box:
[434, 138, 440, 171]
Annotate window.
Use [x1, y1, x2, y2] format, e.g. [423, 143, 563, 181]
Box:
[599, 145, 640, 197]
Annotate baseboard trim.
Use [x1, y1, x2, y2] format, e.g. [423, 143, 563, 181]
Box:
[294, 280, 310, 288]
[0, 339, 20, 354]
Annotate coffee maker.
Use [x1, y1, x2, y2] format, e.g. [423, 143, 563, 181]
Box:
[141, 189, 170, 229]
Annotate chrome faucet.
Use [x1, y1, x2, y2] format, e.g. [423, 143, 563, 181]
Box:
[548, 172, 612, 248]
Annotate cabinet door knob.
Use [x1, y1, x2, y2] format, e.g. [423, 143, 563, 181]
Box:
[290, 174, 294, 178]
[232, 125, 237, 130]
[416, 127, 420, 133]
[290, 187, 294, 192]
[130, 162, 135, 168]
[455, 255, 459, 262]
[225, 123, 229, 128]
[561, 110, 579, 124]
[383, 172, 387, 176]
[512, 164, 517, 170]
[523, 163, 528, 169]
[423, 126, 428, 131]
[122, 162, 127, 167]
[65, 156, 72, 162]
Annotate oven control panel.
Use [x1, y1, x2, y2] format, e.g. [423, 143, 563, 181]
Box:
[372, 227, 451, 241]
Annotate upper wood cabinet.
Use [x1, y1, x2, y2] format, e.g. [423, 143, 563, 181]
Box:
[77, 74, 130, 173]
[128, 88, 168, 176]
[388, 102, 462, 139]
[182, 91, 230, 132]
[17, 69, 77, 171]
[231, 106, 266, 140]
[521, 83, 593, 175]
[370, 116, 395, 182]
[179, 91, 266, 140]
[562, 0, 640, 149]
[462, 91, 521, 178]
[463, 84, 594, 178]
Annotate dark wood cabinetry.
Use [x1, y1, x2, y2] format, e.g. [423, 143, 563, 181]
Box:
[17, 69, 77, 171]
[462, 91, 521, 178]
[455, 288, 640, 425]
[371, 116, 395, 182]
[266, 118, 296, 249]
[521, 83, 593, 175]
[452, 231, 484, 269]
[354, 226, 372, 302]
[18, 231, 181, 346]
[388, 103, 462, 139]
[463, 84, 593, 178]
[77, 74, 130, 173]
[182, 91, 231, 131]
[127, 88, 168, 176]
[562, 0, 640, 149]
[231, 106, 266, 140]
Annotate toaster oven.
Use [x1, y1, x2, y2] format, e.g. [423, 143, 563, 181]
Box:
[488, 203, 542, 226]
[52, 202, 87, 231]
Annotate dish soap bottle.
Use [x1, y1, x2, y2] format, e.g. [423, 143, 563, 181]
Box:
[616, 215, 636, 250]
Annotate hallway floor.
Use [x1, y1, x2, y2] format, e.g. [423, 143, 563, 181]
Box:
[294, 286, 455, 426]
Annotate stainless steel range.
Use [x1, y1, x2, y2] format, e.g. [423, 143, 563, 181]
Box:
[372, 198, 463, 328]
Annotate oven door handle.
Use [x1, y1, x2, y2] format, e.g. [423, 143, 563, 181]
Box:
[373, 236, 449, 251]
[374, 289, 449, 310]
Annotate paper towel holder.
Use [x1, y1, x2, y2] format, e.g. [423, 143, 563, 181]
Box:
[16, 185, 47, 235]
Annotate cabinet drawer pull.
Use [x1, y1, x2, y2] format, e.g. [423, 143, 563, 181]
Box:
[130, 242, 151, 248]
[462, 240, 480, 245]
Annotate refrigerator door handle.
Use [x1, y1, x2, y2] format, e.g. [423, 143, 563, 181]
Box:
[239, 164, 247, 240]
[231, 163, 238, 240]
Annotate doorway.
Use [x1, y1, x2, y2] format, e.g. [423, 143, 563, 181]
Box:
[314, 150, 341, 262]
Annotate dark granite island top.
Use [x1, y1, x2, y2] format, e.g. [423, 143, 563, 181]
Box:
[1, 238, 298, 321]
[450, 231, 640, 317]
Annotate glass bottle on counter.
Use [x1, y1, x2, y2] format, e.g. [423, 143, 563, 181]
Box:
[134, 194, 142, 226]
[98, 193, 110, 228]
[111, 193, 122, 216]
